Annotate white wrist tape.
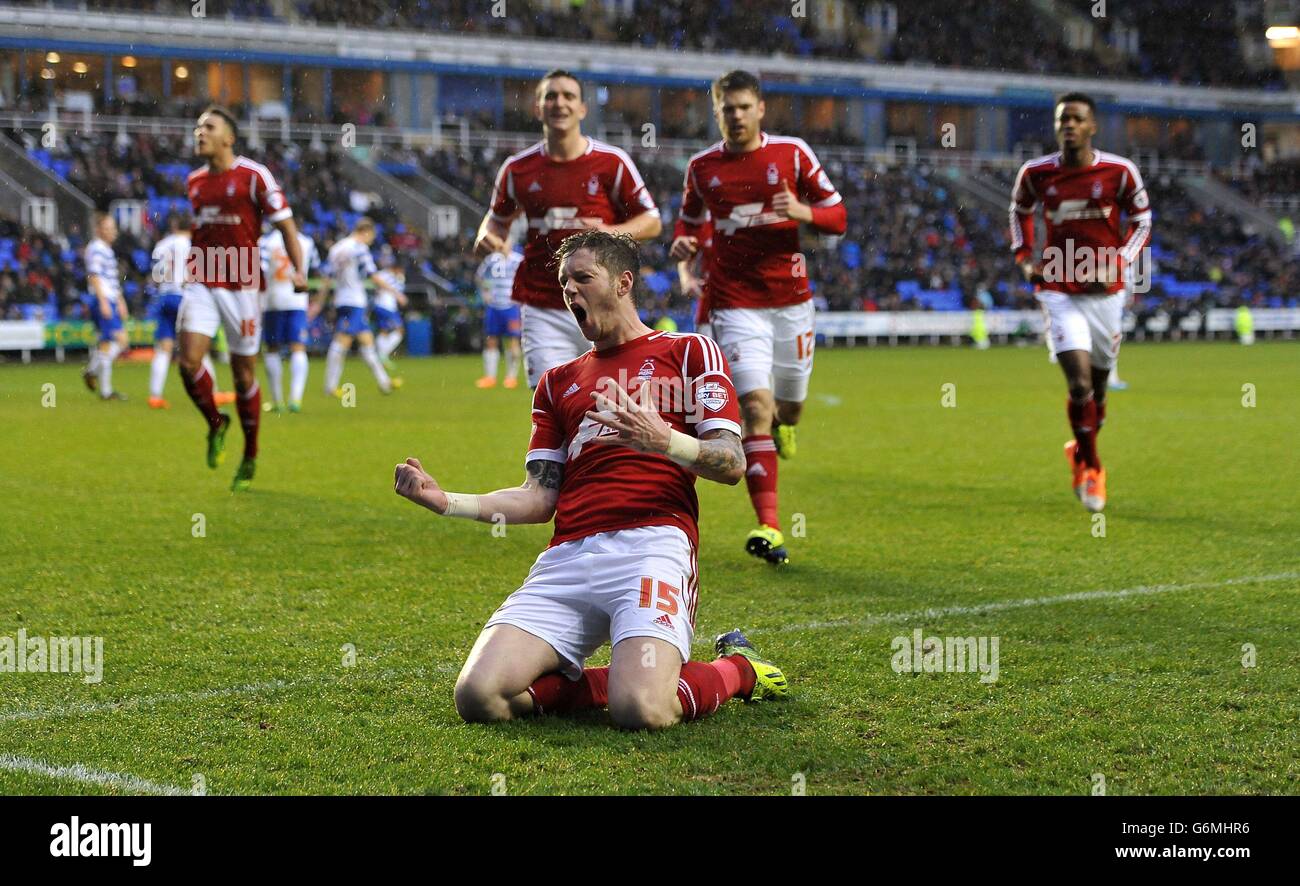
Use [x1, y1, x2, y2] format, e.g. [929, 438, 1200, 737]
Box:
[666, 429, 700, 468]
[442, 492, 480, 519]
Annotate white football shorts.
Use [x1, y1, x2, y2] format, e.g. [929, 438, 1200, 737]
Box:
[520, 304, 591, 389]
[1038, 289, 1125, 370]
[484, 524, 698, 680]
[179, 283, 262, 356]
[711, 300, 815, 401]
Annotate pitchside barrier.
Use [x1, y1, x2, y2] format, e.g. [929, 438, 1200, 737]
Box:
[1, 309, 1296, 362]
[813, 309, 1300, 346]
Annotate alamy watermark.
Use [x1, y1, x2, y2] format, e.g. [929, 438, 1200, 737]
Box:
[0, 630, 103, 683]
[891, 629, 999, 683]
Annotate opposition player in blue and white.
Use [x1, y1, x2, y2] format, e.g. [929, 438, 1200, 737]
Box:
[474, 244, 523, 389]
[371, 252, 408, 373]
[320, 218, 402, 396]
[147, 213, 190, 409]
[259, 224, 319, 413]
[83, 213, 129, 401]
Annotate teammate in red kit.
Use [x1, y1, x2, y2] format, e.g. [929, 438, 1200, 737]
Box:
[671, 70, 847, 565]
[178, 105, 305, 491]
[1010, 92, 1152, 513]
[395, 231, 789, 730]
[474, 69, 662, 390]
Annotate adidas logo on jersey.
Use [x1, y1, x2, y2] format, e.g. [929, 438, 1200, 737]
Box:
[653, 613, 674, 628]
[708, 175, 722, 188]
[563, 382, 580, 398]
[528, 180, 543, 192]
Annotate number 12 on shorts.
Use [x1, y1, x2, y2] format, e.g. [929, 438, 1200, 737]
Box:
[796, 330, 814, 361]
[639, 577, 680, 615]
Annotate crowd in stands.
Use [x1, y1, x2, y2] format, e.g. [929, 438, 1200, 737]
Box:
[9, 0, 1284, 89]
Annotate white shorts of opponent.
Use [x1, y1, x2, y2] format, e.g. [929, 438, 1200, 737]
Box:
[484, 525, 697, 680]
[710, 300, 815, 400]
[179, 283, 262, 356]
[1037, 289, 1125, 371]
[520, 304, 591, 389]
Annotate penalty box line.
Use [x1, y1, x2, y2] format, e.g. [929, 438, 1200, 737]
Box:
[693, 569, 1300, 645]
[0, 663, 459, 726]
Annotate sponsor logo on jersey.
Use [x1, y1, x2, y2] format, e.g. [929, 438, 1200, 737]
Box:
[696, 380, 729, 413]
[708, 175, 722, 188]
[563, 382, 580, 398]
[1046, 185, 1058, 196]
[528, 180, 543, 192]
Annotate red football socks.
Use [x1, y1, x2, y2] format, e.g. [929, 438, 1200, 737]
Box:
[528, 667, 609, 715]
[676, 656, 756, 722]
[527, 655, 756, 722]
[236, 381, 261, 460]
[181, 363, 223, 430]
[1067, 395, 1100, 469]
[743, 435, 780, 529]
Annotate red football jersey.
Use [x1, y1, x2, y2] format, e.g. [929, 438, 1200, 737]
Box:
[489, 138, 659, 310]
[1010, 149, 1152, 296]
[527, 331, 742, 549]
[187, 156, 292, 289]
[676, 133, 843, 310]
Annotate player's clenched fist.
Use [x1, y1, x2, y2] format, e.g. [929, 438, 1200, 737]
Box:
[669, 236, 699, 261]
[394, 457, 448, 514]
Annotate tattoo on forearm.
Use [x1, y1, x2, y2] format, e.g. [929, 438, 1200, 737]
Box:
[526, 459, 565, 490]
[695, 436, 744, 477]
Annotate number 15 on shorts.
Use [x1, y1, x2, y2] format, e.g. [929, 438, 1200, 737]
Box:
[639, 577, 680, 615]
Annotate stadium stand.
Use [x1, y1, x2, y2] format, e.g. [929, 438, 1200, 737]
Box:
[6, 0, 1283, 88]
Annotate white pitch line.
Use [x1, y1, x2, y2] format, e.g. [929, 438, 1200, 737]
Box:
[0, 754, 189, 796]
[0, 677, 296, 724]
[764, 570, 1300, 636]
[0, 664, 459, 725]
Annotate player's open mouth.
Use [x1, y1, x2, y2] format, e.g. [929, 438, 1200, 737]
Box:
[570, 304, 588, 325]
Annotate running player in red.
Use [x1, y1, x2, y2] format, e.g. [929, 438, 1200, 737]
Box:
[1010, 92, 1152, 513]
[395, 231, 788, 729]
[474, 69, 662, 390]
[671, 70, 847, 566]
[179, 106, 305, 491]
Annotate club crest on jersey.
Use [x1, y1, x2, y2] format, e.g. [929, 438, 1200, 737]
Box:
[696, 380, 728, 413]
[1091, 181, 1103, 199]
[766, 163, 779, 186]
[226, 182, 236, 197]
[587, 175, 600, 197]
[637, 359, 655, 381]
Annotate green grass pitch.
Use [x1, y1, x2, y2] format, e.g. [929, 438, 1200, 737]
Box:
[0, 341, 1296, 795]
